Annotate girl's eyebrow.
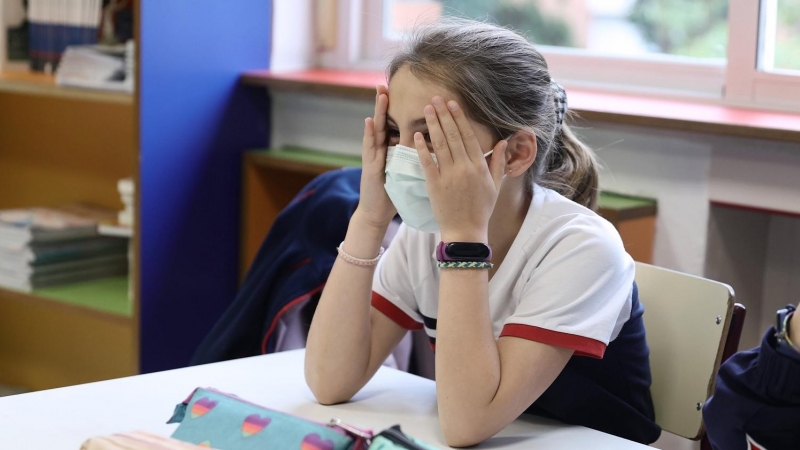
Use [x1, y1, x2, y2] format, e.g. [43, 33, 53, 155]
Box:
[386, 113, 427, 128]
[408, 117, 427, 128]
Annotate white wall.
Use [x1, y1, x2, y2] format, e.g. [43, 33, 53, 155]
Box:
[710, 137, 800, 216]
[704, 206, 770, 350]
[579, 124, 714, 276]
[271, 92, 372, 154]
[270, 0, 317, 72]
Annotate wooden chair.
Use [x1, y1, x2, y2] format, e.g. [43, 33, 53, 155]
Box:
[634, 263, 746, 445]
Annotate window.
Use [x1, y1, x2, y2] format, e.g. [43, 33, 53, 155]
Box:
[321, 0, 800, 111]
[381, 0, 729, 61]
[760, 0, 800, 73]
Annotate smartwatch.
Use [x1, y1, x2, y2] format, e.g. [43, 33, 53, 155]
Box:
[436, 241, 492, 262]
[775, 304, 800, 363]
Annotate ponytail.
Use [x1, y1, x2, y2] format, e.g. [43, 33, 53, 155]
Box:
[541, 121, 599, 210]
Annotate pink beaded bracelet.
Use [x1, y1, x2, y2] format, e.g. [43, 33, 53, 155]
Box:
[337, 241, 384, 266]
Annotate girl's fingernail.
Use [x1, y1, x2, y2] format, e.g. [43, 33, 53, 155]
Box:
[432, 96, 443, 107]
[424, 105, 435, 115]
[414, 132, 424, 141]
[447, 101, 459, 111]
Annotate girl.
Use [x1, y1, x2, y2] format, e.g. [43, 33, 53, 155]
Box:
[305, 19, 659, 447]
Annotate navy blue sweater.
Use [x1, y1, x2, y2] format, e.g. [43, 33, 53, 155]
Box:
[191, 168, 361, 364]
[703, 328, 800, 449]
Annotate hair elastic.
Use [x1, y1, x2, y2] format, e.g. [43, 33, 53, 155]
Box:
[551, 80, 568, 127]
[337, 242, 384, 266]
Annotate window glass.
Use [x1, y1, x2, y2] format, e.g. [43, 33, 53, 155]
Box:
[765, 0, 800, 71]
[384, 0, 729, 60]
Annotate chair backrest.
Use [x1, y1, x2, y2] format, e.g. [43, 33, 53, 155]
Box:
[700, 302, 747, 450]
[635, 263, 735, 440]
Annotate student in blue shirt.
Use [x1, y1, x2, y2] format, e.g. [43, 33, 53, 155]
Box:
[703, 304, 800, 449]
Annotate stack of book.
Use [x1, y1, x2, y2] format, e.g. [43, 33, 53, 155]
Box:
[0, 0, 29, 71]
[0, 208, 128, 293]
[56, 40, 134, 93]
[27, 0, 102, 72]
[117, 178, 134, 227]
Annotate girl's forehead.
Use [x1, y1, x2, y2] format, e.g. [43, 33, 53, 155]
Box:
[388, 67, 458, 121]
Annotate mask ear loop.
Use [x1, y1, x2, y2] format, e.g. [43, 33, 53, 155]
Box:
[492, 132, 515, 179]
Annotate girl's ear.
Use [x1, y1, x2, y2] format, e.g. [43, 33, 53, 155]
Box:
[504, 131, 537, 177]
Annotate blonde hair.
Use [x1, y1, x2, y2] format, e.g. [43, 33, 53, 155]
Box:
[388, 18, 599, 209]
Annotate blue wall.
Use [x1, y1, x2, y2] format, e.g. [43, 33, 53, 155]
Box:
[140, 1, 271, 373]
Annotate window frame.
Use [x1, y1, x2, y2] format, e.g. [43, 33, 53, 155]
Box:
[317, 0, 800, 112]
[726, 0, 800, 110]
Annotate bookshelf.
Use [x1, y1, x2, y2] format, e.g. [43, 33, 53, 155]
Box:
[34, 276, 132, 317]
[0, 65, 137, 391]
[0, 69, 132, 104]
[0, 65, 133, 385]
[1, 0, 273, 391]
[0, 282, 135, 391]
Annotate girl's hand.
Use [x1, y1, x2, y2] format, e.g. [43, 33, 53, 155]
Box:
[414, 97, 508, 242]
[357, 85, 397, 228]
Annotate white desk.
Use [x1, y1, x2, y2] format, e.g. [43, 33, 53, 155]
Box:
[0, 350, 650, 449]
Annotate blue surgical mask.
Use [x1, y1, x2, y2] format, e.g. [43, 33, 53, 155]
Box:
[383, 145, 494, 233]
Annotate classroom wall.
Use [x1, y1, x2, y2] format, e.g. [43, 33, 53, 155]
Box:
[271, 0, 315, 72]
[581, 124, 714, 276]
[710, 138, 800, 215]
[139, 0, 272, 373]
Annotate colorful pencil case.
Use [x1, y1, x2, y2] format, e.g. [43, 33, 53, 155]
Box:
[168, 387, 372, 450]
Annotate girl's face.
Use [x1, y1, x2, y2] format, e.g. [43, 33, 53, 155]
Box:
[387, 66, 497, 153]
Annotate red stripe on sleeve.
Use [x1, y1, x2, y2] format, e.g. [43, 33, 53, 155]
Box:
[500, 323, 607, 359]
[371, 292, 423, 330]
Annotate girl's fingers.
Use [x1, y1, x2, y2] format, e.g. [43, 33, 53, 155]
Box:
[447, 100, 484, 164]
[363, 117, 376, 160]
[431, 96, 467, 163]
[414, 132, 439, 182]
[373, 86, 389, 148]
[377, 84, 389, 97]
[424, 104, 453, 167]
[489, 139, 509, 190]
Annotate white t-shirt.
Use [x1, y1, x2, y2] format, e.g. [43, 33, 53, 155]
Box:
[371, 184, 635, 358]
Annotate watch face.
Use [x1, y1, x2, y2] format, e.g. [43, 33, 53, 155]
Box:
[778, 306, 796, 332]
[446, 242, 491, 260]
